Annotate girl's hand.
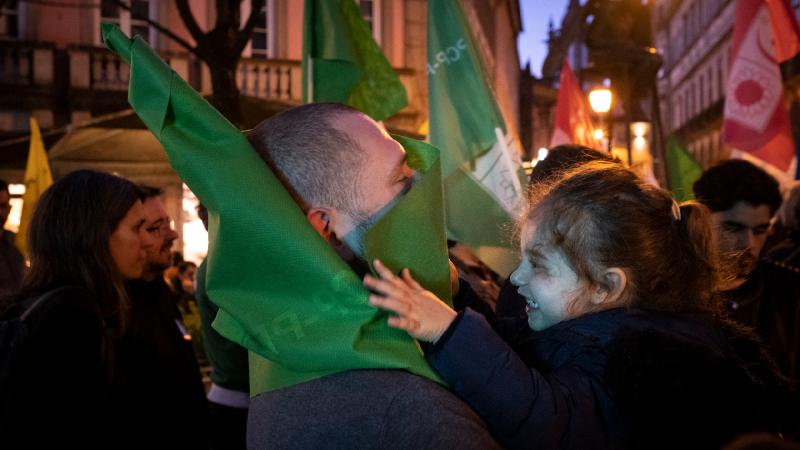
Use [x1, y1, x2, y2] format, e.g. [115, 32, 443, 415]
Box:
[364, 259, 457, 343]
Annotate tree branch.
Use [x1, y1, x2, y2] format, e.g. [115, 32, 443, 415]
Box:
[175, 0, 210, 52]
[111, 0, 200, 58]
[234, 0, 266, 56]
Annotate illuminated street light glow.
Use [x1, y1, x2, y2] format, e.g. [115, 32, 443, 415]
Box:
[588, 88, 612, 114]
[537, 147, 549, 160]
[631, 121, 651, 138]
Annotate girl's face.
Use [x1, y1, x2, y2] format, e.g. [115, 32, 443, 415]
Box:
[510, 224, 588, 331]
[109, 201, 149, 280]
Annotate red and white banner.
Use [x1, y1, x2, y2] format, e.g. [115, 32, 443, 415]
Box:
[723, 0, 800, 172]
[550, 59, 601, 149]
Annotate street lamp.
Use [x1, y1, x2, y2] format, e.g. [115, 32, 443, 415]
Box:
[629, 120, 651, 167]
[589, 87, 613, 153]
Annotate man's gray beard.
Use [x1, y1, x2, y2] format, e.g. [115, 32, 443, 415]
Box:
[329, 230, 371, 279]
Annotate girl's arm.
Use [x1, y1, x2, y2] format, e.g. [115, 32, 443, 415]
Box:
[365, 260, 605, 449]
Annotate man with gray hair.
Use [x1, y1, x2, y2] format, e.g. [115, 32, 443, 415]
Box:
[244, 103, 498, 449]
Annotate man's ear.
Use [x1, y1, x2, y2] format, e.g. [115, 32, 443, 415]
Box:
[589, 267, 627, 306]
[306, 207, 333, 241]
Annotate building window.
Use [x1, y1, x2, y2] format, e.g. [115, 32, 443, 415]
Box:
[0, 0, 18, 39]
[684, 89, 690, 124]
[700, 72, 706, 111]
[130, 0, 151, 41]
[250, 0, 276, 59]
[358, 0, 382, 44]
[682, 14, 689, 52]
[101, 0, 153, 42]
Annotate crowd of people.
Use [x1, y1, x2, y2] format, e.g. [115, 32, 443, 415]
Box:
[0, 102, 798, 449]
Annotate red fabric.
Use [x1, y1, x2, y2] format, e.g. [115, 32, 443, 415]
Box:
[549, 59, 600, 149]
[766, 0, 800, 62]
[723, 0, 799, 171]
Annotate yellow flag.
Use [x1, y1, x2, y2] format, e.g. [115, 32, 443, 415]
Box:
[15, 117, 53, 257]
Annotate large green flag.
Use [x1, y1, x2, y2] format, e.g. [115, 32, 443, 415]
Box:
[428, 0, 525, 275]
[302, 0, 407, 121]
[666, 135, 702, 202]
[103, 25, 450, 394]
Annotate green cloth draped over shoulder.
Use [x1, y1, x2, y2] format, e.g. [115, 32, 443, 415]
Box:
[102, 24, 449, 394]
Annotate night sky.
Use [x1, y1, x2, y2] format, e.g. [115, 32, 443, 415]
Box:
[518, 0, 571, 76]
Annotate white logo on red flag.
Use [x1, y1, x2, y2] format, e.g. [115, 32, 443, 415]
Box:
[723, 8, 782, 132]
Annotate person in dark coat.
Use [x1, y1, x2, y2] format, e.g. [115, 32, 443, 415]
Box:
[0, 170, 152, 448]
[694, 161, 800, 404]
[243, 103, 500, 449]
[120, 186, 210, 449]
[367, 161, 795, 450]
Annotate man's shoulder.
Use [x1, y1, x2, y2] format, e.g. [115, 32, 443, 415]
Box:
[249, 369, 500, 449]
[255, 369, 455, 403]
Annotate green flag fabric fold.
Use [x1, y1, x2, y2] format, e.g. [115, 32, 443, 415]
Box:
[665, 135, 703, 202]
[302, 0, 407, 121]
[427, 0, 525, 275]
[103, 24, 447, 394]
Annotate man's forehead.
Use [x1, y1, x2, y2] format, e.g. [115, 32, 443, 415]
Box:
[143, 197, 169, 218]
[715, 201, 772, 227]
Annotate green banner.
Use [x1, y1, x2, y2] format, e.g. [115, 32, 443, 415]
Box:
[427, 0, 524, 271]
[666, 135, 703, 202]
[302, 0, 407, 121]
[103, 24, 448, 394]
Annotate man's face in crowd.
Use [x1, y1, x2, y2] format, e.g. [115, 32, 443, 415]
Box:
[0, 189, 10, 227]
[140, 196, 179, 275]
[330, 113, 415, 238]
[711, 201, 772, 278]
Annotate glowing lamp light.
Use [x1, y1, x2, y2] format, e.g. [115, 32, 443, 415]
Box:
[631, 121, 651, 138]
[593, 129, 605, 140]
[8, 184, 25, 195]
[588, 88, 612, 114]
[537, 147, 549, 161]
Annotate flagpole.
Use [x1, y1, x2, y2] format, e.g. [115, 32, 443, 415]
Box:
[306, 57, 313, 103]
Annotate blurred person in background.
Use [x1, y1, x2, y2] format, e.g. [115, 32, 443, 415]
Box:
[0, 179, 24, 298]
[0, 170, 151, 447]
[120, 185, 209, 449]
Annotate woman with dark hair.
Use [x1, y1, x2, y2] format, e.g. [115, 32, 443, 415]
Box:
[0, 169, 151, 447]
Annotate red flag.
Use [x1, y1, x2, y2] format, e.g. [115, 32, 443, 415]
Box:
[550, 59, 600, 149]
[766, 0, 800, 61]
[722, 0, 800, 172]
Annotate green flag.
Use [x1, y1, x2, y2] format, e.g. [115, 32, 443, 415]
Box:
[302, 0, 407, 121]
[428, 0, 525, 275]
[666, 135, 702, 202]
[102, 24, 449, 394]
